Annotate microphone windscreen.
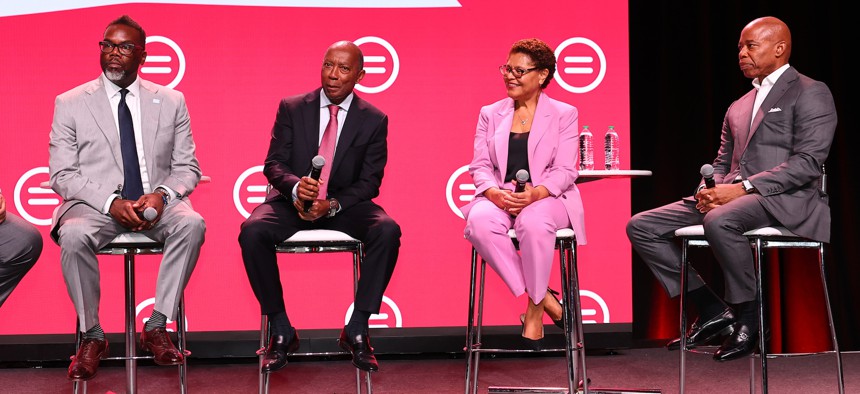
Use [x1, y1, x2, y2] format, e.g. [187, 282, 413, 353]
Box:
[312, 155, 326, 169]
[700, 164, 714, 178]
[143, 207, 157, 221]
[516, 169, 530, 183]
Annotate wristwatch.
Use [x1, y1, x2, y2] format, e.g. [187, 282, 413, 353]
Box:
[155, 187, 170, 206]
[742, 180, 756, 194]
[328, 198, 340, 218]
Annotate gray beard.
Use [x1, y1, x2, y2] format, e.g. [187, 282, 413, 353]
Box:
[104, 69, 126, 83]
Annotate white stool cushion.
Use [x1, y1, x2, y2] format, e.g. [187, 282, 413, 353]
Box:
[507, 228, 575, 239]
[282, 229, 358, 243]
[675, 225, 800, 238]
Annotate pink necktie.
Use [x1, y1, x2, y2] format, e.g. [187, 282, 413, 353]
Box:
[318, 104, 339, 199]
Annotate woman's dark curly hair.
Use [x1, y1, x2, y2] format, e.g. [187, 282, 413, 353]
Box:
[509, 38, 556, 89]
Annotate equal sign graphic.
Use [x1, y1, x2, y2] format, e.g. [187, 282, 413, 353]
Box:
[141, 54, 172, 75]
[245, 184, 268, 204]
[34, 182, 60, 206]
[459, 183, 476, 202]
[563, 55, 594, 75]
[363, 55, 386, 75]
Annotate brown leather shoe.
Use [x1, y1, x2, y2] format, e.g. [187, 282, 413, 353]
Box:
[68, 338, 108, 381]
[141, 327, 184, 365]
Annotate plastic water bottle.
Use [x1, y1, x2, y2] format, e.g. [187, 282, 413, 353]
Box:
[578, 125, 594, 170]
[604, 125, 620, 170]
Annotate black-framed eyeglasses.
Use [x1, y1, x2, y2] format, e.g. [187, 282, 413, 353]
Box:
[98, 41, 141, 56]
[499, 65, 538, 78]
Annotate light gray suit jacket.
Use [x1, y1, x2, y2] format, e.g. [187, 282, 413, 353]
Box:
[48, 76, 201, 240]
[708, 67, 836, 242]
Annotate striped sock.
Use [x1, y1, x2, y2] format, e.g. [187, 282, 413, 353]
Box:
[144, 310, 168, 331]
[83, 324, 105, 340]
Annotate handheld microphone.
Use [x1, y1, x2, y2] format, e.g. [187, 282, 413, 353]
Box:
[304, 155, 326, 213]
[514, 169, 529, 193]
[141, 207, 157, 221]
[700, 164, 716, 188]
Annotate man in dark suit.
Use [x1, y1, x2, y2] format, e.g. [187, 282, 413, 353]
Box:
[627, 16, 836, 361]
[239, 41, 401, 374]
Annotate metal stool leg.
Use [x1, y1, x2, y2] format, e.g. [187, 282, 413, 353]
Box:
[678, 238, 690, 394]
[352, 245, 372, 394]
[559, 237, 586, 394]
[818, 244, 845, 393]
[753, 239, 768, 394]
[72, 319, 86, 394]
[258, 316, 270, 394]
[124, 254, 138, 394]
[465, 247, 479, 394]
[177, 296, 189, 394]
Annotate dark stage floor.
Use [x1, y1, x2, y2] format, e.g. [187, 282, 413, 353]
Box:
[1, 345, 855, 393]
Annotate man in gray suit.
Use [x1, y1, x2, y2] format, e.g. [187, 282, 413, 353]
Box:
[627, 16, 836, 362]
[49, 15, 205, 381]
[0, 190, 42, 308]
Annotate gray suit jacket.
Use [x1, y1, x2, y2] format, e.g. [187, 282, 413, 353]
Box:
[708, 67, 836, 242]
[48, 76, 201, 240]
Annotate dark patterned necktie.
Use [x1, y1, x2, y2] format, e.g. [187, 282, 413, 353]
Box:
[119, 88, 143, 200]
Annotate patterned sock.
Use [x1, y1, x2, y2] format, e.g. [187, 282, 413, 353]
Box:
[83, 324, 105, 341]
[346, 310, 370, 336]
[144, 310, 168, 331]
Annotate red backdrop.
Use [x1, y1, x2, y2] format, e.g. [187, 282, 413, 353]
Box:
[0, 1, 632, 335]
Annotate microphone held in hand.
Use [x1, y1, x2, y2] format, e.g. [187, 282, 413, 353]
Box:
[142, 207, 157, 221]
[700, 164, 716, 188]
[304, 155, 326, 213]
[514, 169, 529, 193]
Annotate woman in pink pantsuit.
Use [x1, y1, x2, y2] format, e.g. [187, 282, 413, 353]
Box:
[461, 38, 586, 347]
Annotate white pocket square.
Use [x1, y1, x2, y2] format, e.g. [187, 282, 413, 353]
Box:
[768, 107, 781, 113]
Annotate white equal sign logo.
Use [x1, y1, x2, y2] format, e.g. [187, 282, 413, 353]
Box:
[141, 36, 186, 89]
[445, 165, 474, 219]
[354, 36, 399, 94]
[14, 167, 56, 226]
[233, 165, 269, 218]
[553, 37, 607, 94]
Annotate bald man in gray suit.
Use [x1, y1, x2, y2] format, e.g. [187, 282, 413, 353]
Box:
[49, 15, 205, 381]
[627, 16, 836, 362]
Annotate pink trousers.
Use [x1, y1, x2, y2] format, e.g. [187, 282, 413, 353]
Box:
[464, 197, 571, 304]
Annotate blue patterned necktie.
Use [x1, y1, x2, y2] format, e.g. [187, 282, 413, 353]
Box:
[118, 88, 143, 200]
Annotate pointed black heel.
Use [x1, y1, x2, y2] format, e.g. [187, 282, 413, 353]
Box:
[546, 288, 565, 329]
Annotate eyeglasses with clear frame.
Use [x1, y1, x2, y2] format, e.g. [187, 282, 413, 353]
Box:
[499, 65, 538, 78]
[98, 41, 141, 56]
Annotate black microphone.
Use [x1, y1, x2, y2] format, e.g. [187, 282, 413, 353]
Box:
[514, 169, 529, 193]
[304, 155, 326, 213]
[142, 207, 157, 221]
[700, 164, 716, 188]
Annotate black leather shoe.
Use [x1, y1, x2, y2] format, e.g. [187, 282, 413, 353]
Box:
[666, 307, 736, 351]
[714, 323, 760, 362]
[338, 327, 379, 372]
[260, 330, 300, 373]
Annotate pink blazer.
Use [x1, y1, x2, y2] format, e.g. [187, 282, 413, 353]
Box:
[461, 92, 586, 245]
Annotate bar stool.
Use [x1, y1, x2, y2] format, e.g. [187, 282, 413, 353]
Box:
[257, 229, 372, 394]
[465, 228, 587, 394]
[675, 224, 844, 394]
[72, 232, 189, 394]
